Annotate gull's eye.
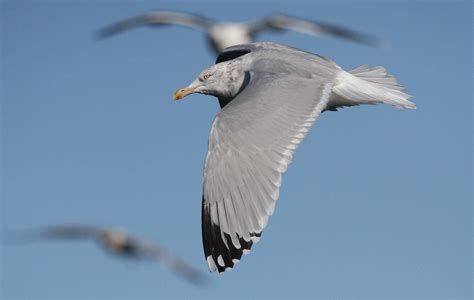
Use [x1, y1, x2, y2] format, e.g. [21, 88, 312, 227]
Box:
[202, 73, 212, 80]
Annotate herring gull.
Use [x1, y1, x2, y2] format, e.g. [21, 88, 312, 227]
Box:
[97, 11, 381, 54]
[173, 42, 415, 273]
[18, 224, 207, 285]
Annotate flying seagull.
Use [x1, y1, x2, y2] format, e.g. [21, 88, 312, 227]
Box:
[17, 225, 207, 285]
[173, 42, 415, 273]
[97, 11, 381, 54]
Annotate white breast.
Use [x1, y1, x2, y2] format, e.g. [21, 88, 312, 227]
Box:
[209, 23, 252, 51]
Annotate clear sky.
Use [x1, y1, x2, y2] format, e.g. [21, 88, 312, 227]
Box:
[1, 0, 472, 299]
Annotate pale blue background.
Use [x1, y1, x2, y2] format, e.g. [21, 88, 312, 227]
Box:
[1, 0, 472, 299]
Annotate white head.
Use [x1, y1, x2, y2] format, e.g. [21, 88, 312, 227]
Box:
[173, 61, 247, 101]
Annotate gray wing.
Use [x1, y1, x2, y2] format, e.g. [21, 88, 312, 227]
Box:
[96, 11, 213, 39]
[247, 14, 381, 47]
[14, 225, 104, 242]
[134, 239, 208, 286]
[40, 225, 105, 240]
[202, 54, 336, 272]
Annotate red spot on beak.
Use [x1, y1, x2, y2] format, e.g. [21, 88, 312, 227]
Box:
[173, 87, 196, 101]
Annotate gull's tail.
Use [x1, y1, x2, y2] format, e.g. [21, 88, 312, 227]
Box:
[328, 64, 416, 111]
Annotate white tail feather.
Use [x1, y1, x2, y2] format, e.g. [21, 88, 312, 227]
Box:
[329, 64, 416, 110]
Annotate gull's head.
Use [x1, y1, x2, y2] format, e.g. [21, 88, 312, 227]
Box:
[173, 61, 246, 101]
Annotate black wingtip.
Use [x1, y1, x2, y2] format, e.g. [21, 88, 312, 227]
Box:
[202, 201, 263, 273]
[94, 25, 124, 40]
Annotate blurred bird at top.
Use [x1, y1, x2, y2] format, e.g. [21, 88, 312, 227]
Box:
[15, 225, 207, 286]
[97, 10, 382, 55]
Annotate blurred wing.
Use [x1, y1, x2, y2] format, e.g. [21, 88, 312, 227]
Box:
[202, 62, 334, 272]
[248, 14, 381, 47]
[135, 239, 207, 286]
[25, 225, 104, 241]
[96, 11, 213, 39]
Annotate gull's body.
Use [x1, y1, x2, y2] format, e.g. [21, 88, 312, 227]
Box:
[97, 11, 381, 55]
[20, 225, 206, 285]
[207, 23, 253, 52]
[173, 42, 415, 273]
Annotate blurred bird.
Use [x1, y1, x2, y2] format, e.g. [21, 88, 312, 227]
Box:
[97, 11, 381, 54]
[173, 42, 415, 273]
[15, 225, 207, 286]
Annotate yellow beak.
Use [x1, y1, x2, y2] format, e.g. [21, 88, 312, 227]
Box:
[173, 86, 198, 101]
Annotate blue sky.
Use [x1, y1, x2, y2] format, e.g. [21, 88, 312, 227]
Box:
[2, 1, 472, 299]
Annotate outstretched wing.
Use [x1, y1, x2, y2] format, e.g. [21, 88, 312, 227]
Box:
[97, 10, 213, 39]
[247, 14, 381, 47]
[202, 52, 337, 272]
[134, 239, 208, 286]
[13, 224, 104, 242]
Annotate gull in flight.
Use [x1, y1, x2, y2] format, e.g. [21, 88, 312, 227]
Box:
[173, 42, 415, 273]
[17, 224, 207, 285]
[97, 11, 381, 54]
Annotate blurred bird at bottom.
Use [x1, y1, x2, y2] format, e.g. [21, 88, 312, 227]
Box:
[14, 225, 208, 286]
